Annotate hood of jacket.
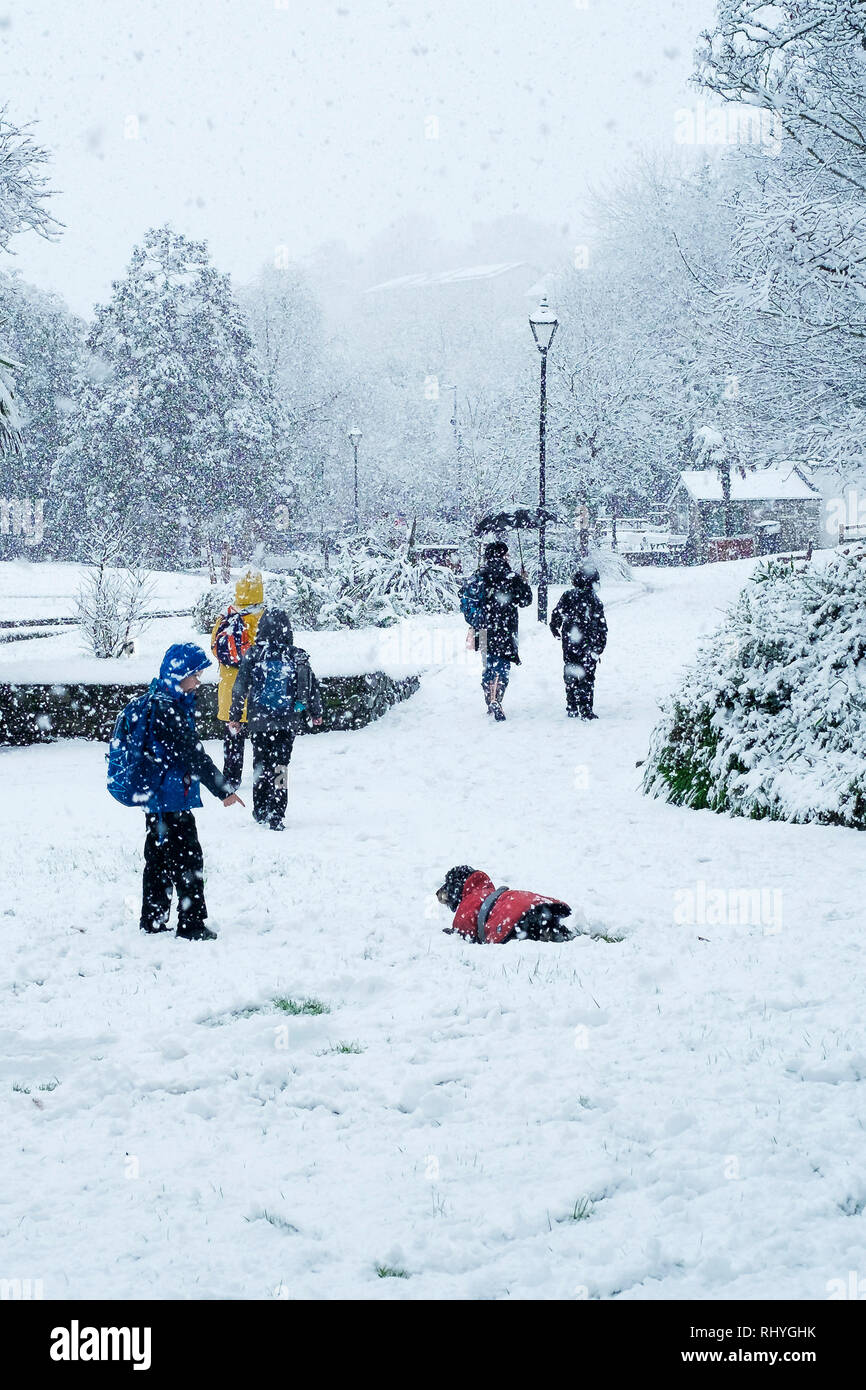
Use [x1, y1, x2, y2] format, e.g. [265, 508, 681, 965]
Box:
[157, 643, 211, 700]
[482, 558, 513, 586]
[235, 570, 264, 609]
[572, 562, 600, 590]
[256, 608, 294, 656]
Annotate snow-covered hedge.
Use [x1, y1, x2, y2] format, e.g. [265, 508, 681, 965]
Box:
[0, 672, 420, 745]
[643, 549, 866, 828]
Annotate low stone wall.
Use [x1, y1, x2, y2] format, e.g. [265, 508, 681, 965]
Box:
[0, 672, 420, 747]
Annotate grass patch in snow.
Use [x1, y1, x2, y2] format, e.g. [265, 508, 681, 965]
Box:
[318, 1040, 365, 1055]
[274, 997, 331, 1016]
[246, 1209, 298, 1234]
[12, 1078, 60, 1093]
[552, 1196, 595, 1226]
[200, 998, 332, 1027]
[376, 1264, 410, 1279]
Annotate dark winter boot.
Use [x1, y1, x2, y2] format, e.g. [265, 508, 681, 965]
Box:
[176, 924, 217, 941]
[491, 701, 506, 722]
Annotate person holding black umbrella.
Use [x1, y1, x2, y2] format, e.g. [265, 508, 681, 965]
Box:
[463, 540, 532, 721]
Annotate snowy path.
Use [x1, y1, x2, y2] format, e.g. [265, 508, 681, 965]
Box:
[2, 559, 865, 1300]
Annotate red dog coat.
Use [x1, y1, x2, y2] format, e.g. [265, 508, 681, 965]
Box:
[451, 869, 570, 944]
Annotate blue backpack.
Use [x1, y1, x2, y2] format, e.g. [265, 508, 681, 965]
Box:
[459, 572, 486, 629]
[251, 657, 298, 713]
[106, 693, 161, 807]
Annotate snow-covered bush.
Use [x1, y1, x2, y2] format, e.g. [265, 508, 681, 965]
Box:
[524, 543, 634, 586]
[192, 532, 460, 634]
[75, 564, 154, 658]
[643, 549, 866, 828]
[327, 533, 459, 623]
[192, 581, 235, 634]
[265, 569, 337, 631]
[595, 550, 635, 584]
[318, 589, 402, 630]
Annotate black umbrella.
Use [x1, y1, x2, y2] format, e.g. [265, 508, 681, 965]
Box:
[473, 505, 559, 536]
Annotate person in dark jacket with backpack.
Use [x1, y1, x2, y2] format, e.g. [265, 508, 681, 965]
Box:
[549, 564, 608, 719]
[138, 644, 244, 939]
[228, 609, 323, 830]
[468, 540, 532, 721]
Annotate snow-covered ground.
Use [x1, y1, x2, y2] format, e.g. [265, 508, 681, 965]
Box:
[0, 560, 207, 621]
[2, 555, 865, 1300]
[0, 561, 421, 681]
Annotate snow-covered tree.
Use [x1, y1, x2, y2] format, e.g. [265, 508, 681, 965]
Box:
[0, 107, 61, 460]
[0, 350, 23, 460]
[544, 158, 741, 523]
[238, 260, 359, 536]
[696, 2, 866, 483]
[0, 274, 85, 520]
[55, 226, 281, 564]
[0, 106, 59, 255]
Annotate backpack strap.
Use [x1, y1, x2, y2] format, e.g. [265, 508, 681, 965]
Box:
[476, 886, 509, 943]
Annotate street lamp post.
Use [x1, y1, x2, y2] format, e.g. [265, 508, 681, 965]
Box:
[529, 296, 558, 623]
[441, 384, 461, 519]
[348, 427, 362, 530]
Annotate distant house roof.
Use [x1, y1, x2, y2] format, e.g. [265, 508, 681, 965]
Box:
[365, 262, 528, 293]
[674, 467, 821, 503]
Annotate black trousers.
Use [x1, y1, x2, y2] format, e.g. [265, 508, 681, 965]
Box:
[251, 730, 294, 827]
[222, 726, 246, 791]
[141, 811, 207, 933]
[481, 655, 511, 699]
[564, 658, 597, 717]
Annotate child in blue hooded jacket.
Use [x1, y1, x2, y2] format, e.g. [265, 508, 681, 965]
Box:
[140, 644, 244, 940]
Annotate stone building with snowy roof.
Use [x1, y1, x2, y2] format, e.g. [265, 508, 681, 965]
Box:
[669, 466, 822, 562]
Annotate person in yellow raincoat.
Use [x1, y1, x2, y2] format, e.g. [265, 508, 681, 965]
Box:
[211, 570, 265, 790]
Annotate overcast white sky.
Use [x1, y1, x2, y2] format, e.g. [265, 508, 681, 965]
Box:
[2, 0, 717, 315]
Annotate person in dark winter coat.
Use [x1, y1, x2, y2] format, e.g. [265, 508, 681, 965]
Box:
[228, 609, 323, 830]
[549, 564, 608, 718]
[141, 644, 244, 939]
[473, 540, 532, 720]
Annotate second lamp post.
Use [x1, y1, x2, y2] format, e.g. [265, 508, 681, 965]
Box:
[348, 427, 362, 530]
[529, 296, 559, 623]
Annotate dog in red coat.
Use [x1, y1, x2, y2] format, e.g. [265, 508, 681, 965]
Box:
[436, 866, 575, 943]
